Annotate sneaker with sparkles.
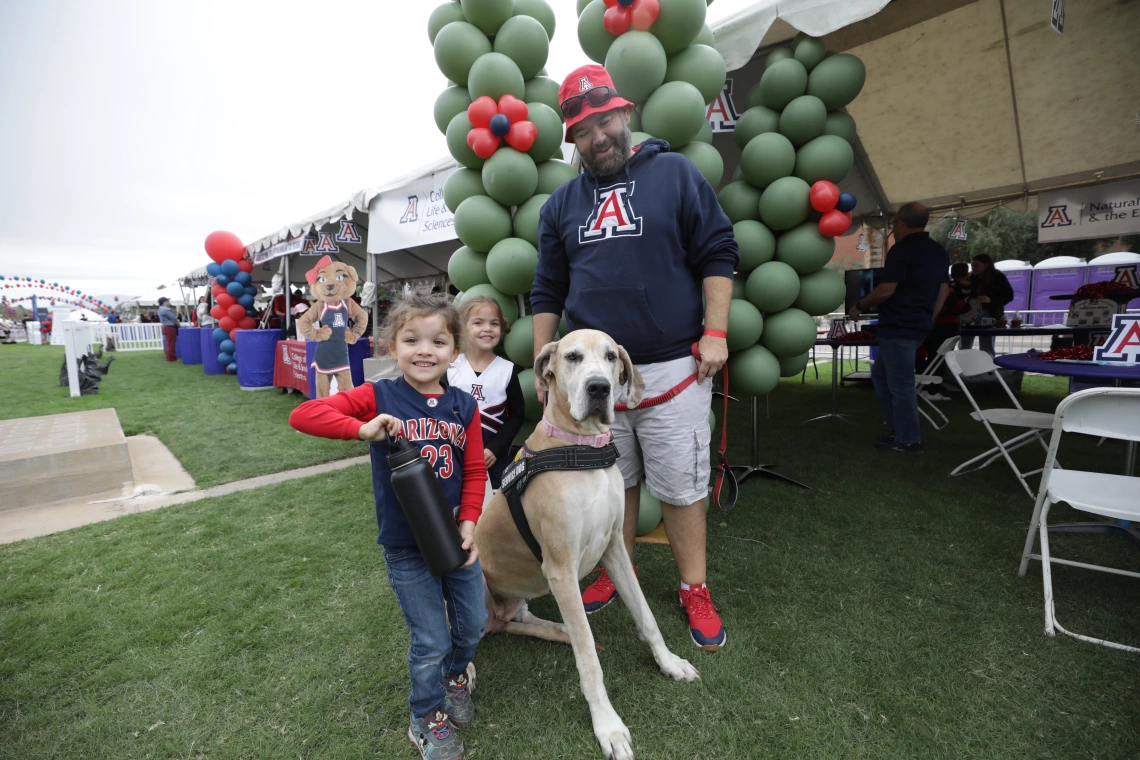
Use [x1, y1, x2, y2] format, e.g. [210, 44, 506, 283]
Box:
[408, 708, 465, 760]
[444, 662, 476, 728]
[679, 584, 726, 652]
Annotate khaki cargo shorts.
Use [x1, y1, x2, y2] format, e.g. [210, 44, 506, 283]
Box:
[611, 355, 712, 506]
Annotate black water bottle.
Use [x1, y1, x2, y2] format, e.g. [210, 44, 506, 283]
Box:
[387, 437, 468, 576]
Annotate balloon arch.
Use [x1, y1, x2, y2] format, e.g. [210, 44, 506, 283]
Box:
[0, 275, 114, 316]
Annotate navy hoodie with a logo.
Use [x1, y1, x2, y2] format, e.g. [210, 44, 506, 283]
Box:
[530, 138, 739, 365]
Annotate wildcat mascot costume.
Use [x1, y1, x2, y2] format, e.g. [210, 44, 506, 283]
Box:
[295, 255, 368, 397]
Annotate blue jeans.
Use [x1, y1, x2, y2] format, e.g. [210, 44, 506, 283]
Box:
[871, 337, 923, 445]
[383, 546, 486, 717]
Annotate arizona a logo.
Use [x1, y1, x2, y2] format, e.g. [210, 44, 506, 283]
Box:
[400, 195, 419, 224]
[1114, 264, 1139, 290]
[315, 232, 338, 253]
[332, 312, 345, 328]
[579, 182, 642, 244]
[335, 220, 362, 244]
[470, 383, 485, 402]
[706, 79, 740, 133]
[1041, 205, 1073, 228]
[1094, 314, 1140, 364]
[579, 76, 593, 92]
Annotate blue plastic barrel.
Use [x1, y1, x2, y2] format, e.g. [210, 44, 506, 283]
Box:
[236, 329, 284, 389]
[201, 329, 225, 375]
[180, 327, 203, 365]
[175, 330, 183, 359]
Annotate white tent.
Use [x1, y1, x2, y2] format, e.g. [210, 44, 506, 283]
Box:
[124, 284, 190, 307]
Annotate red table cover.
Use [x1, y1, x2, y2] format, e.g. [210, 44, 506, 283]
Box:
[273, 340, 310, 396]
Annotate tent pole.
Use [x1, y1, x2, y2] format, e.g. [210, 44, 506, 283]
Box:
[368, 251, 379, 345]
[285, 255, 291, 332]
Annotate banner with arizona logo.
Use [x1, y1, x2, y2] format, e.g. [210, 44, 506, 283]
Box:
[1038, 179, 1140, 243]
[367, 165, 459, 254]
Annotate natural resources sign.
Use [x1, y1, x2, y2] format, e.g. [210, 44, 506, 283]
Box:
[368, 167, 458, 254]
[1038, 179, 1140, 243]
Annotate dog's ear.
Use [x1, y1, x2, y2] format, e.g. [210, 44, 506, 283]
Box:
[534, 341, 559, 391]
[345, 265, 358, 283]
[617, 345, 645, 408]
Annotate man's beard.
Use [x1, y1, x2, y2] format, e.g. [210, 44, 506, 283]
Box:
[580, 124, 633, 178]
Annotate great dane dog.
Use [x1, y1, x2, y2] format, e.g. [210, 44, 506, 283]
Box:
[474, 329, 700, 760]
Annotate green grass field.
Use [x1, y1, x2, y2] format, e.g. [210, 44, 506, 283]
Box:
[0, 343, 364, 488]
[2, 343, 1138, 758]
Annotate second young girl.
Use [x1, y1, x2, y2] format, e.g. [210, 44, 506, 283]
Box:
[289, 293, 487, 760]
[447, 295, 525, 491]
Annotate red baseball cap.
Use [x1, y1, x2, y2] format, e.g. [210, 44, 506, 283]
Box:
[559, 64, 634, 143]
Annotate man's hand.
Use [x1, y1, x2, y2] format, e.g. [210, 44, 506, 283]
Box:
[459, 520, 479, 567]
[848, 304, 862, 320]
[357, 414, 401, 441]
[483, 448, 496, 468]
[978, 296, 991, 304]
[696, 335, 728, 383]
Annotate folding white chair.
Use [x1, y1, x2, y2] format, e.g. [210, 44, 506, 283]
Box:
[945, 350, 1055, 498]
[915, 336, 960, 429]
[1017, 387, 1140, 653]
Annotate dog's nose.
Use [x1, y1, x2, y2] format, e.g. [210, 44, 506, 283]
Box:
[585, 379, 610, 399]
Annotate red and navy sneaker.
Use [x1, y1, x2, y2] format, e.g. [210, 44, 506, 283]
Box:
[679, 584, 726, 651]
[582, 567, 618, 613]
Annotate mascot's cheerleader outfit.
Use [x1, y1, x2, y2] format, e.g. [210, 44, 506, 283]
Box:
[311, 300, 352, 375]
[447, 355, 525, 490]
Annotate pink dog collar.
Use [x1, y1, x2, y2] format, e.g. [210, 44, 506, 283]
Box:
[541, 418, 612, 448]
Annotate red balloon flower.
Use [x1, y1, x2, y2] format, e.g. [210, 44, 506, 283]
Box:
[466, 95, 537, 159]
[603, 0, 660, 35]
[809, 181, 840, 213]
[818, 209, 852, 237]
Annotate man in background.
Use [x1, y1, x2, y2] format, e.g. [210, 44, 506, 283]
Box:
[157, 296, 179, 362]
[849, 202, 949, 453]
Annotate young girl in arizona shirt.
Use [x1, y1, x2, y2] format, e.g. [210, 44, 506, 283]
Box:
[448, 296, 525, 491]
[289, 293, 487, 760]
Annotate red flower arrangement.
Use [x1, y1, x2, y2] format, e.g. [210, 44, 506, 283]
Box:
[602, 0, 660, 36]
[466, 95, 537, 159]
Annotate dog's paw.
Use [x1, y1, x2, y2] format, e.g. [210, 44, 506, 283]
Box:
[658, 653, 700, 682]
[594, 716, 633, 760]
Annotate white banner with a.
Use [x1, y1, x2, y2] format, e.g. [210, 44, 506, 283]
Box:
[252, 237, 306, 265]
[1038, 179, 1140, 243]
[367, 167, 459, 254]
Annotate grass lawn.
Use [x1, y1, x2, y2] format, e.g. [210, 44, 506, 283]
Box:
[2, 357, 1139, 758]
[0, 343, 364, 488]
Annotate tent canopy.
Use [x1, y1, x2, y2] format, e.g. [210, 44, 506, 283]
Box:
[123, 284, 190, 307]
[711, 0, 1140, 215]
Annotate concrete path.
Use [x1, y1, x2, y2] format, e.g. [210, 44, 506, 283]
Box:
[0, 442, 369, 545]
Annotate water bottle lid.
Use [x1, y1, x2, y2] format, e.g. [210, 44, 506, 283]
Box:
[386, 437, 421, 469]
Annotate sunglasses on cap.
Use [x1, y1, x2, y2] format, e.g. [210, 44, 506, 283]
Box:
[560, 86, 620, 119]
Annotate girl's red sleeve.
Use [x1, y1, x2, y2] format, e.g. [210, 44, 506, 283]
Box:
[288, 383, 377, 440]
[457, 407, 489, 524]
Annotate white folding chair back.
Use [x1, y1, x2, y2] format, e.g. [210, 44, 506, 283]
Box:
[1018, 387, 1140, 652]
[945, 350, 1054, 497]
[915, 337, 961, 430]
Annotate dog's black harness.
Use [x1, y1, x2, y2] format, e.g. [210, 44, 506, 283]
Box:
[500, 443, 620, 563]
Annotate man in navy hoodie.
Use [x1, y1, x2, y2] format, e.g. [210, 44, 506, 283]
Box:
[530, 64, 739, 652]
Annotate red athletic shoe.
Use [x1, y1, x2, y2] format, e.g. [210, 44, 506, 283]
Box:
[581, 566, 634, 614]
[679, 584, 726, 651]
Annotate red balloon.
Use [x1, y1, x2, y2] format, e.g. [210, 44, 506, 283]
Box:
[467, 96, 498, 129]
[212, 284, 225, 297]
[226, 303, 246, 320]
[238, 316, 256, 329]
[237, 259, 253, 273]
[603, 4, 631, 35]
[218, 316, 237, 332]
[216, 292, 235, 308]
[229, 328, 239, 341]
[505, 121, 537, 152]
[210, 305, 227, 320]
[498, 95, 528, 123]
[818, 209, 849, 237]
[467, 128, 500, 159]
[631, 0, 659, 29]
[810, 181, 840, 213]
[204, 231, 245, 264]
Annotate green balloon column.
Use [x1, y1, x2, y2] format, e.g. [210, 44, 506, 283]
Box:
[573, 11, 865, 396]
[432, 0, 575, 423]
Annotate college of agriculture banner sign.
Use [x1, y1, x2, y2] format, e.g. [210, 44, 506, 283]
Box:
[368, 167, 458, 254]
[1038, 178, 1140, 243]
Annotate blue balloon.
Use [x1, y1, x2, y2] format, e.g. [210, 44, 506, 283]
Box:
[238, 293, 254, 307]
[244, 308, 256, 317]
[218, 352, 234, 365]
[234, 271, 251, 285]
[221, 259, 240, 276]
[219, 339, 235, 353]
[206, 262, 222, 277]
[226, 281, 244, 296]
[243, 285, 257, 296]
[226, 362, 238, 374]
[215, 273, 230, 286]
[836, 192, 857, 212]
[212, 328, 229, 343]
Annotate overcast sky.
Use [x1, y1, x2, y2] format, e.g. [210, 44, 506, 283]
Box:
[0, 0, 750, 301]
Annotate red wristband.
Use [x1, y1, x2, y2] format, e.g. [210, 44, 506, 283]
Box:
[703, 329, 727, 338]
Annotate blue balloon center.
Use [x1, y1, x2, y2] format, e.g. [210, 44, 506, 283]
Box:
[489, 113, 511, 137]
[618, 0, 634, 5]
